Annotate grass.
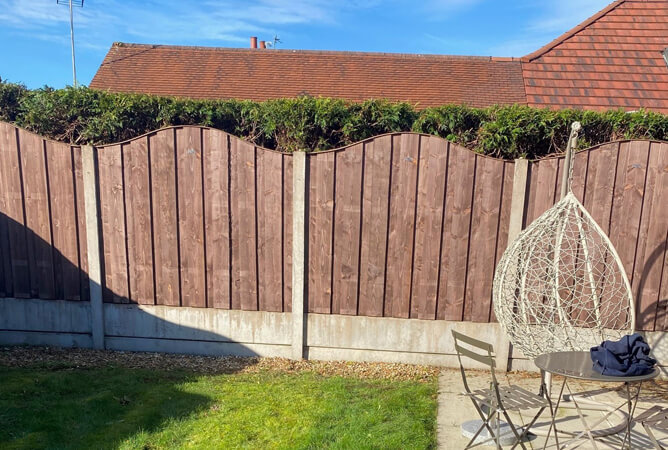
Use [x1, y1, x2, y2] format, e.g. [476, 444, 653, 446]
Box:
[0, 363, 437, 449]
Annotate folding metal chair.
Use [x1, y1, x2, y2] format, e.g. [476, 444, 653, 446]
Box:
[452, 330, 548, 449]
[636, 405, 668, 449]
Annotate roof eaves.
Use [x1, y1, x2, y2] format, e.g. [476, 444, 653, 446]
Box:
[521, 0, 627, 62]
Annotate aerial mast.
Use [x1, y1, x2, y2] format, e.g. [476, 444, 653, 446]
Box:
[57, 0, 84, 87]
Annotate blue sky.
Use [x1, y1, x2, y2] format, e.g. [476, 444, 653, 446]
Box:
[1, 0, 612, 89]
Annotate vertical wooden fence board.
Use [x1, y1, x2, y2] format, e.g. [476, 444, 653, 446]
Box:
[230, 138, 258, 311]
[634, 142, 668, 330]
[307, 152, 335, 313]
[437, 146, 476, 320]
[582, 144, 618, 234]
[384, 134, 419, 319]
[203, 129, 231, 309]
[358, 137, 392, 317]
[570, 150, 588, 201]
[283, 154, 293, 312]
[609, 142, 649, 298]
[124, 137, 155, 305]
[0, 124, 29, 297]
[72, 146, 89, 301]
[45, 141, 80, 300]
[332, 144, 364, 315]
[490, 161, 514, 322]
[19, 131, 55, 299]
[98, 144, 129, 303]
[525, 157, 560, 225]
[410, 136, 447, 320]
[465, 156, 504, 322]
[150, 130, 180, 306]
[176, 128, 206, 308]
[257, 149, 284, 312]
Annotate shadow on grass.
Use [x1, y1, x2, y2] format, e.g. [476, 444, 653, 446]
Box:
[0, 364, 220, 450]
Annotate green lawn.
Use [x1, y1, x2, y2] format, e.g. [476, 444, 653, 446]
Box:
[0, 363, 437, 449]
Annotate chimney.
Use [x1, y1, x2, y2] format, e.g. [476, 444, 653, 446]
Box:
[250, 36, 257, 48]
[259, 40, 266, 49]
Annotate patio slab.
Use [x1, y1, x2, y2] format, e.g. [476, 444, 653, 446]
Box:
[437, 368, 668, 449]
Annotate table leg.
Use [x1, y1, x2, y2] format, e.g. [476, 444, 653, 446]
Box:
[565, 381, 599, 449]
[620, 381, 642, 450]
[542, 377, 566, 450]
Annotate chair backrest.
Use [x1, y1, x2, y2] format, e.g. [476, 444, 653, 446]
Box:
[451, 330, 498, 394]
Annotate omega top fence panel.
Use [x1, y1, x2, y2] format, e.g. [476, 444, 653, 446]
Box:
[0, 122, 89, 301]
[0, 121, 667, 332]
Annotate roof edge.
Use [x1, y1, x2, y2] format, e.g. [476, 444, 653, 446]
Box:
[107, 42, 523, 62]
[521, 0, 626, 62]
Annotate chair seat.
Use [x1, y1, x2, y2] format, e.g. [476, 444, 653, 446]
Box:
[636, 405, 668, 430]
[467, 385, 549, 411]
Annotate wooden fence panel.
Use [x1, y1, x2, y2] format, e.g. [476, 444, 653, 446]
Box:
[257, 146, 284, 312]
[73, 146, 90, 302]
[332, 144, 363, 315]
[410, 136, 448, 320]
[357, 137, 391, 317]
[0, 123, 30, 297]
[465, 156, 506, 323]
[2, 121, 667, 330]
[98, 144, 129, 303]
[45, 141, 80, 301]
[149, 130, 180, 306]
[230, 138, 258, 311]
[176, 127, 206, 308]
[203, 128, 231, 310]
[283, 154, 293, 312]
[307, 152, 335, 313]
[384, 134, 419, 319]
[124, 137, 155, 305]
[633, 142, 668, 330]
[19, 131, 55, 299]
[437, 145, 476, 320]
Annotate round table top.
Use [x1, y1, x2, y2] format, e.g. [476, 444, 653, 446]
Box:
[534, 351, 660, 382]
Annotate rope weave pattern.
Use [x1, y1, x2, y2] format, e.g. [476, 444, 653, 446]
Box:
[493, 192, 634, 359]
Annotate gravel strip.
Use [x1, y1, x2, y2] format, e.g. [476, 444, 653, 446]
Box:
[0, 346, 439, 382]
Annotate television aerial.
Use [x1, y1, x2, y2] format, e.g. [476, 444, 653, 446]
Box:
[56, 0, 84, 87]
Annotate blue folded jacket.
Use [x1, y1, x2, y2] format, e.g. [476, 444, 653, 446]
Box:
[590, 333, 657, 376]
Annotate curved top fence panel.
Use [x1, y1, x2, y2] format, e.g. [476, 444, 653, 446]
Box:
[0, 120, 666, 331]
[0, 121, 89, 302]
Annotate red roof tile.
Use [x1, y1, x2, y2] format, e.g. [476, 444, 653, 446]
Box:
[89, 45, 526, 109]
[522, 0, 668, 113]
[89, 0, 667, 113]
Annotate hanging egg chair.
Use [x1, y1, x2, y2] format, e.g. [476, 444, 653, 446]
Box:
[493, 123, 635, 359]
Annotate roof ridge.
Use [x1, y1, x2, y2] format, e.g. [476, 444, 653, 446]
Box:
[109, 42, 524, 62]
[522, 0, 628, 62]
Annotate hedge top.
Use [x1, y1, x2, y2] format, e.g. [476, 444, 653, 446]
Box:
[1, 80, 666, 160]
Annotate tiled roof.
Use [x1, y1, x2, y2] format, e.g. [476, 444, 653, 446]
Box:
[89, 0, 667, 113]
[89, 44, 526, 108]
[522, 0, 668, 113]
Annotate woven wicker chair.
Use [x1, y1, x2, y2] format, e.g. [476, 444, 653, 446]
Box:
[452, 330, 548, 449]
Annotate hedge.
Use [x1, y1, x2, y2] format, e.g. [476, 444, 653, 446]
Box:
[1, 79, 666, 159]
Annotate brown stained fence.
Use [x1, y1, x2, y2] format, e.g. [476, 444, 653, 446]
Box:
[0, 121, 667, 331]
[96, 126, 293, 312]
[525, 140, 668, 332]
[0, 122, 89, 301]
[307, 134, 514, 322]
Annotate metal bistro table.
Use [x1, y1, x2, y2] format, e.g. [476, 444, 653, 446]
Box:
[535, 351, 660, 449]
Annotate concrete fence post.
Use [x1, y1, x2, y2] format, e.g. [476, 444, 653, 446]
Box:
[82, 145, 105, 349]
[496, 158, 529, 371]
[291, 151, 307, 359]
